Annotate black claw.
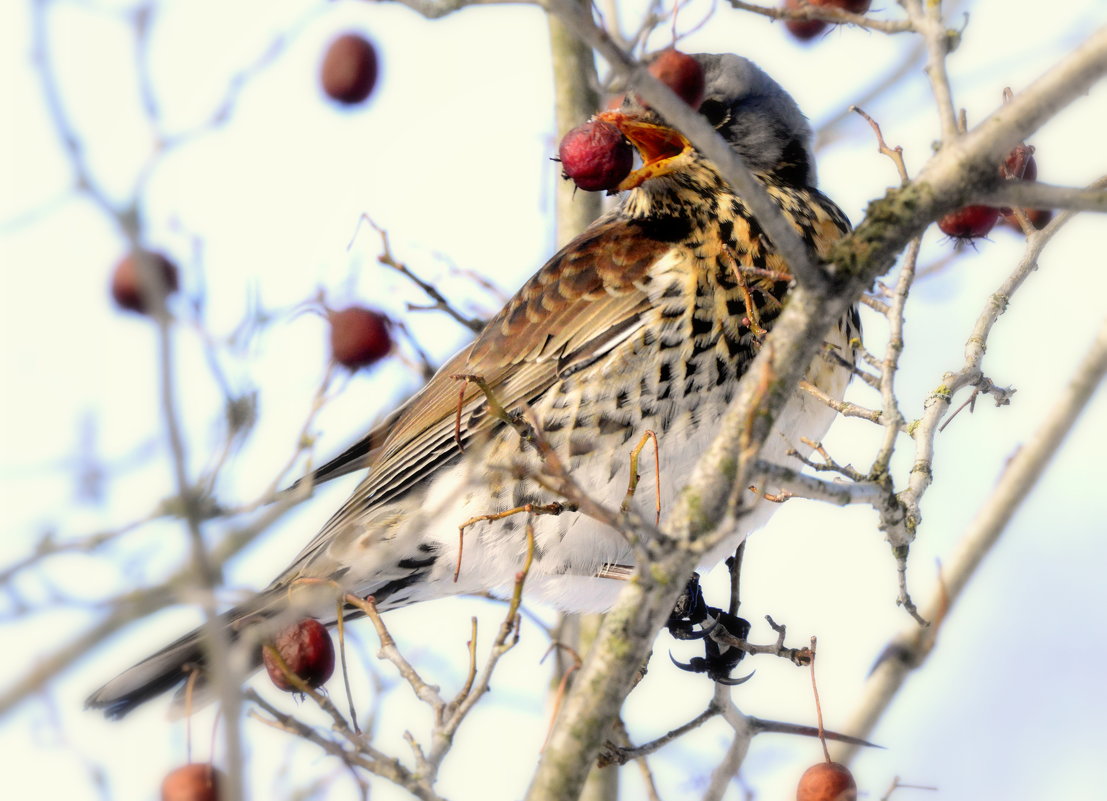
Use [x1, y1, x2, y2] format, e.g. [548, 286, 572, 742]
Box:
[669, 651, 706, 673]
[669, 616, 718, 641]
[666, 575, 758, 685]
[715, 669, 756, 686]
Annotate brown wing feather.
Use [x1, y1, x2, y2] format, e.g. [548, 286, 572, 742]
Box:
[374, 218, 670, 468]
[281, 218, 675, 565]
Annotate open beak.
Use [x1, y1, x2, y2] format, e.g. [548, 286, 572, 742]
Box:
[595, 110, 694, 191]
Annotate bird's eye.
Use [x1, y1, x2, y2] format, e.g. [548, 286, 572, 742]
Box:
[699, 99, 730, 128]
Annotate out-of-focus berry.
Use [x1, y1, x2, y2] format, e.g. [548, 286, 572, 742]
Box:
[161, 763, 223, 801]
[321, 34, 378, 105]
[329, 307, 392, 369]
[111, 251, 179, 315]
[647, 49, 706, 109]
[784, 0, 829, 41]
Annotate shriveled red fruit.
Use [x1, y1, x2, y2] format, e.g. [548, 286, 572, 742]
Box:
[783, 0, 829, 41]
[938, 205, 1000, 240]
[816, 0, 872, 12]
[998, 144, 1049, 231]
[1003, 207, 1053, 232]
[1001, 147, 1036, 182]
[161, 763, 223, 801]
[263, 618, 335, 692]
[111, 250, 179, 314]
[796, 761, 857, 801]
[329, 306, 392, 369]
[321, 34, 378, 104]
[558, 120, 633, 192]
[647, 49, 706, 109]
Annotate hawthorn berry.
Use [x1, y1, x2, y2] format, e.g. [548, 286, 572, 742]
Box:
[321, 34, 378, 105]
[558, 121, 633, 192]
[938, 204, 1000, 240]
[783, 0, 829, 41]
[1003, 207, 1053, 232]
[263, 618, 335, 692]
[796, 761, 857, 801]
[1000, 143, 1036, 181]
[161, 763, 223, 801]
[111, 251, 179, 314]
[647, 49, 706, 109]
[784, 0, 871, 41]
[999, 144, 1050, 232]
[329, 306, 392, 369]
[820, 0, 871, 12]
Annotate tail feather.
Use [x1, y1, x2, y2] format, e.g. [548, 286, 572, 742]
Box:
[86, 597, 284, 719]
[85, 627, 213, 719]
[88, 574, 417, 718]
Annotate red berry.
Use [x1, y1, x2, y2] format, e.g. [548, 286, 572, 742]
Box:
[820, 0, 872, 12]
[796, 761, 857, 801]
[263, 618, 335, 692]
[1002, 207, 1053, 232]
[1000, 144, 1036, 181]
[329, 307, 392, 369]
[111, 250, 179, 314]
[558, 121, 633, 192]
[938, 204, 1000, 239]
[998, 144, 1049, 232]
[784, 0, 871, 41]
[321, 34, 377, 105]
[161, 763, 223, 801]
[647, 49, 706, 109]
[783, 0, 829, 41]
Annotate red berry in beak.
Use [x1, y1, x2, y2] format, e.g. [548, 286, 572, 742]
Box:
[558, 121, 634, 192]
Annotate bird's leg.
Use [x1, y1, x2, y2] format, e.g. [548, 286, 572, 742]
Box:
[621, 429, 661, 525]
[666, 574, 711, 640]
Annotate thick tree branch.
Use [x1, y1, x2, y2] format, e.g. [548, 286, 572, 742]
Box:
[548, 0, 604, 246]
[526, 21, 1107, 800]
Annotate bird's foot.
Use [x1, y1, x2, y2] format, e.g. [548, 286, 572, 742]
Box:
[666, 574, 753, 684]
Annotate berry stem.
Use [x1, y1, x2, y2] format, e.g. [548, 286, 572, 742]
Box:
[809, 636, 831, 763]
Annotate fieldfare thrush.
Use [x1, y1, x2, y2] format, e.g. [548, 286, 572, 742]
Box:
[88, 53, 860, 717]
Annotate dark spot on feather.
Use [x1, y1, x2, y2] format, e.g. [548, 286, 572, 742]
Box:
[397, 555, 437, 570]
[633, 215, 692, 243]
[691, 315, 712, 337]
[570, 436, 594, 457]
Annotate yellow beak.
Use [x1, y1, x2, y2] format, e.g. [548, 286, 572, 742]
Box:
[594, 111, 695, 191]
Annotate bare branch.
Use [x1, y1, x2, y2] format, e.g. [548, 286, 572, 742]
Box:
[838, 312, 1107, 759]
[727, 0, 914, 34]
[979, 181, 1107, 212]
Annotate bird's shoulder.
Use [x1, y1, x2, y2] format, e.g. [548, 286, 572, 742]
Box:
[310, 214, 691, 508]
